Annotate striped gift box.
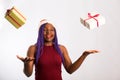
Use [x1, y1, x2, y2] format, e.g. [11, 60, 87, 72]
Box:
[5, 6, 26, 29]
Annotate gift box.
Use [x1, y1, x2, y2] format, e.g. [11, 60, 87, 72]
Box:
[5, 6, 26, 29]
[80, 12, 105, 30]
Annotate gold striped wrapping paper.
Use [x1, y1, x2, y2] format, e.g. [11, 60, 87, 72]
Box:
[5, 6, 26, 29]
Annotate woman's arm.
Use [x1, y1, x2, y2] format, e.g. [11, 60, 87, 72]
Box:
[17, 45, 36, 77]
[60, 45, 99, 74]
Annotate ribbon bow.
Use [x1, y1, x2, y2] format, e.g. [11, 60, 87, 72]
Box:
[84, 13, 100, 27]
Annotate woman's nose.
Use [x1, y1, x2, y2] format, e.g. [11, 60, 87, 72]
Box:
[46, 30, 51, 34]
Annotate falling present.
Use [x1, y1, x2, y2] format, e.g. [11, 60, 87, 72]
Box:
[80, 12, 105, 30]
[5, 6, 26, 29]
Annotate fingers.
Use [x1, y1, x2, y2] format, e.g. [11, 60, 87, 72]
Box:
[24, 57, 35, 61]
[16, 55, 25, 61]
[83, 50, 99, 55]
[86, 50, 99, 53]
[16, 55, 35, 63]
[24, 57, 35, 63]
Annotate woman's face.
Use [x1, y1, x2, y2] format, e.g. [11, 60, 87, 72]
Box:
[43, 23, 55, 42]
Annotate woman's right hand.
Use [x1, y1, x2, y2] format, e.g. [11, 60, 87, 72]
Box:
[16, 55, 35, 63]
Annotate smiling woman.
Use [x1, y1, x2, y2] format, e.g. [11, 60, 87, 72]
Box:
[17, 19, 99, 80]
[43, 23, 55, 43]
[0, 0, 120, 80]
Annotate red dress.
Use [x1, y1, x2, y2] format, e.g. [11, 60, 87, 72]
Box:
[35, 45, 62, 80]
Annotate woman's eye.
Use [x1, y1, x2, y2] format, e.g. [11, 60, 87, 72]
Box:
[44, 29, 54, 32]
[50, 29, 54, 31]
[44, 29, 47, 31]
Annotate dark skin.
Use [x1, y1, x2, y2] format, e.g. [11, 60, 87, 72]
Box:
[17, 23, 99, 77]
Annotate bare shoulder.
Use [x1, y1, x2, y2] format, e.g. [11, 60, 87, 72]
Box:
[59, 45, 68, 54]
[29, 45, 36, 50]
[59, 45, 66, 49]
[27, 44, 36, 57]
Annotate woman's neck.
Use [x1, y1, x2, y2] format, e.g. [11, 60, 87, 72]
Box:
[44, 42, 53, 46]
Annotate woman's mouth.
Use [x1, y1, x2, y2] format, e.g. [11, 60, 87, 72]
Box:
[46, 35, 53, 39]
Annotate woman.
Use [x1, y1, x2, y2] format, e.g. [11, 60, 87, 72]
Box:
[17, 19, 99, 80]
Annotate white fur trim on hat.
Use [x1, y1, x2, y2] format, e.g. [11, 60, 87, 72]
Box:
[40, 19, 53, 25]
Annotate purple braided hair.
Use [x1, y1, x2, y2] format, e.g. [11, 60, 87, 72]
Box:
[35, 23, 64, 65]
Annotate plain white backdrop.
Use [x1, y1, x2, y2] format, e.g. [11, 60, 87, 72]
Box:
[0, 0, 120, 80]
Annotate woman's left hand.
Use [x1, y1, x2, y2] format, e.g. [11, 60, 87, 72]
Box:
[83, 50, 99, 55]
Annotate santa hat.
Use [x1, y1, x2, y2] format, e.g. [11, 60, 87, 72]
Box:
[39, 19, 55, 26]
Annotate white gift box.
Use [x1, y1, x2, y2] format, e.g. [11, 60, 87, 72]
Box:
[80, 12, 105, 30]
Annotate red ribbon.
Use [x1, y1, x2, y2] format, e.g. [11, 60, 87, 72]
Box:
[6, 7, 26, 27]
[84, 13, 100, 27]
[13, 7, 26, 20]
[6, 10, 21, 27]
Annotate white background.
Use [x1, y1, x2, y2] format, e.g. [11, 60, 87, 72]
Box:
[0, 0, 120, 80]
